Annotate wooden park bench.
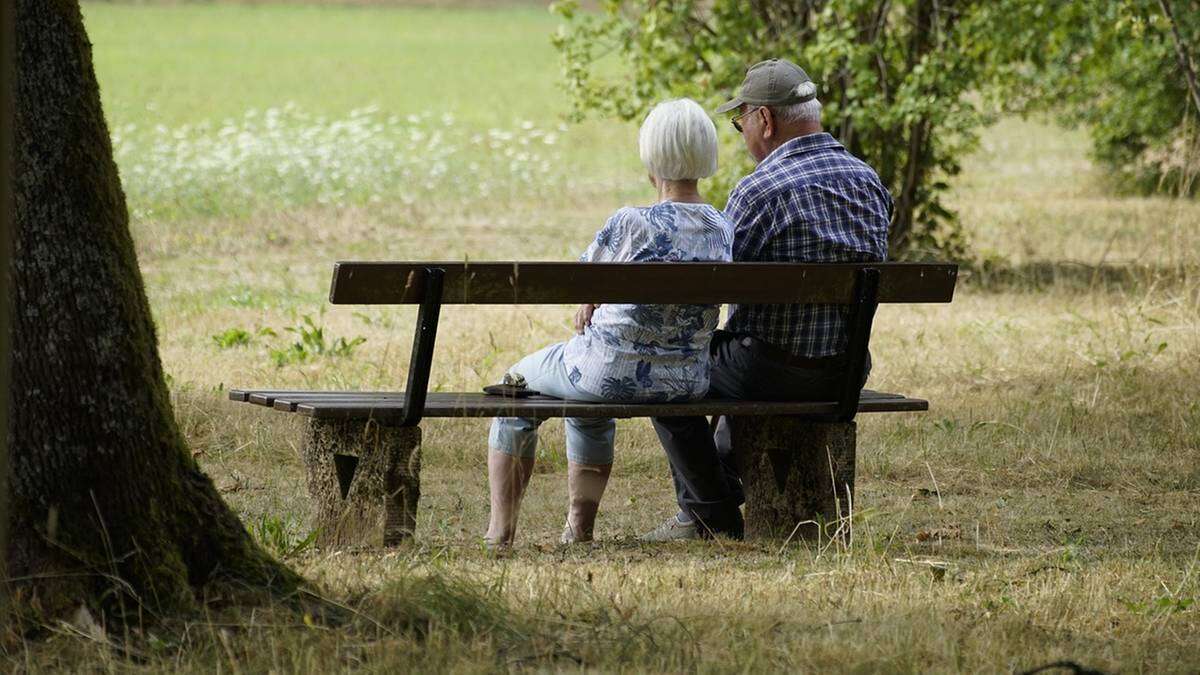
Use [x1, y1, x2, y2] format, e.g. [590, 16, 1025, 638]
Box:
[229, 261, 958, 547]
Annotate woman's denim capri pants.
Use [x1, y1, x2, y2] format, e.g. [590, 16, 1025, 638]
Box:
[488, 343, 616, 465]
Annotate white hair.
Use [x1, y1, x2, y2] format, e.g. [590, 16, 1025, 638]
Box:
[771, 82, 822, 124]
[638, 98, 718, 181]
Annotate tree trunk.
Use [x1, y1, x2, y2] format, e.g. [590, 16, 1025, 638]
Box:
[1158, 0, 1200, 119]
[1, 0, 14, 621]
[887, 0, 936, 258]
[7, 0, 299, 621]
[889, 117, 932, 257]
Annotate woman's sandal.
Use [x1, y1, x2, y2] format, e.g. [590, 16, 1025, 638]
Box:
[483, 372, 541, 398]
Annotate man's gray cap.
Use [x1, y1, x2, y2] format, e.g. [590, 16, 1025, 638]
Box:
[715, 59, 817, 114]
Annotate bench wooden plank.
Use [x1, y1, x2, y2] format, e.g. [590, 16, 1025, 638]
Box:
[237, 389, 910, 410]
[229, 389, 303, 403]
[249, 391, 399, 407]
[230, 389, 927, 420]
[329, 262, 958, 305]
[236, 389, 913, 411]
[298, 394, 928, 420]
[231, 389, 397, 405]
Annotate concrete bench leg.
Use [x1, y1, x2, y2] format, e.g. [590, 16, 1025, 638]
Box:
[301, 419, 421, 549]
[729, 416, 856, 542]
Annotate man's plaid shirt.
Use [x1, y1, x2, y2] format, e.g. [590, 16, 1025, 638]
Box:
[724, 132, 892, 358]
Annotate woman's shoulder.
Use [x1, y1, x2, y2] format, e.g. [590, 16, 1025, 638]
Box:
[608, 204, 654, 224]
[605, 202, 730, 237]
[672, 202, 732, 226]
[634, 201, 726, 227]
[591, 207, 650, 254]
[597, 206, 647, 234]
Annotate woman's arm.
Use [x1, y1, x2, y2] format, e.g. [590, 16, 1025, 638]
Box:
[573, 208, 646, 333]
[573, 303, 597, 334]
[580, 208, 645, 263]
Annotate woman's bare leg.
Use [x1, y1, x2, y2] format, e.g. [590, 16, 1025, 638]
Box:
[562, 460, 613, 543]
[485, 449, 536, 546]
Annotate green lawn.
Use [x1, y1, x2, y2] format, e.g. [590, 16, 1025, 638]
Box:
[86, 3, 569, 126]
[86, 2, 638, 221]
[16, 3, 1198, 672]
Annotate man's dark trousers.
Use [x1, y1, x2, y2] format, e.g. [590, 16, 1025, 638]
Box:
[651, 330, 864, 538]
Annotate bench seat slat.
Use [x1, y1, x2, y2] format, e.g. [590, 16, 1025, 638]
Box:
[229, 389, 320, 403]
[230, 389, 927, 420]
[330, 262, 958, 305]
[232, 390, 401, 407]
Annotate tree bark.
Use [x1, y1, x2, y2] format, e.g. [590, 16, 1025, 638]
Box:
[1158, 0, 1200, 119]
[1, 0, 15, 622]
[887, 0, 936, 258]
[7, 0, 299, 621]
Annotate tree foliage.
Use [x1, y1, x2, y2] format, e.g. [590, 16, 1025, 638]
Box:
[552, 0, 1015, 260]
[552, 1, 1200, 261]
[1008, 0, 1200, 194]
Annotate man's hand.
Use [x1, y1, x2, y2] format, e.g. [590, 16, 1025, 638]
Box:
[574, 303, 598, 334]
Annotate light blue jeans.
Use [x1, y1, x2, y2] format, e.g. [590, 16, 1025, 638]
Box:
[488, 343, 617, 465]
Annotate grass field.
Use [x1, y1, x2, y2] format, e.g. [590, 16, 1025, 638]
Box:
[12, 2, 1199, 672]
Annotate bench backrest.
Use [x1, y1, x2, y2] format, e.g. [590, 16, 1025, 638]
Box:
[329, 261, 958, 305]
[326, 261, 959, 427]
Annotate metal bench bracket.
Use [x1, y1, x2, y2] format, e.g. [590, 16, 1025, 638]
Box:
[400, 267, 445, 427]
[835, 267, 881, 422]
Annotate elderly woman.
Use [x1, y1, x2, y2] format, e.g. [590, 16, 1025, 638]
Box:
[485, 98, 734, 547]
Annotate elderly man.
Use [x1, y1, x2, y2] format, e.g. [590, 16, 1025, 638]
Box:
[642, 59, 892, 541]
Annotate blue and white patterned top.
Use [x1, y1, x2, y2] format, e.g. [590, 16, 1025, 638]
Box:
[724, 132, 891, 358]
[562, 202, 734, 402]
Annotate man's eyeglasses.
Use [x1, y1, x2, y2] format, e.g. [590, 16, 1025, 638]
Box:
[730, 106, 764, 133]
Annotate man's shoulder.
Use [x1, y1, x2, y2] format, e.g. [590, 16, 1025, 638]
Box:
[784, 142, 884, 184]
[735, 145, 874, 193]
[728, 138, 891, 216]
[729, 166, 787, 209]
[821, 150, 885, 182]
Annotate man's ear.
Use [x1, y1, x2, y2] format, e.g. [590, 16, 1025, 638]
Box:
[648, 174, 658, 188]
[760, 107, 775, 140]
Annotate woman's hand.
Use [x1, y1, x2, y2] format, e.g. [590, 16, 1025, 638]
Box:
[574, 303, 598, 334]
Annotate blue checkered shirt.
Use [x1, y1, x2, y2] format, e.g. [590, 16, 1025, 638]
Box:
[724, 132, 891, 358]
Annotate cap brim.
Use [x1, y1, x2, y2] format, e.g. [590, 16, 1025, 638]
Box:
[714, 97, 743, 114]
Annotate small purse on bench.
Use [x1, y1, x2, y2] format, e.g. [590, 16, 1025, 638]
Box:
[482, 372, 541, 398]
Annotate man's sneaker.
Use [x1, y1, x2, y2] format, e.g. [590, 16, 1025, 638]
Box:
[639, 514, 699, 542]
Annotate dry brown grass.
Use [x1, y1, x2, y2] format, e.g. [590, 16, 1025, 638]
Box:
[10, 113, 1200, 671]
